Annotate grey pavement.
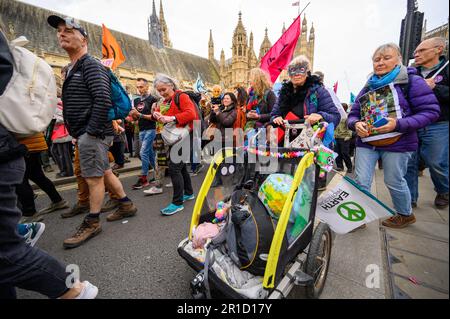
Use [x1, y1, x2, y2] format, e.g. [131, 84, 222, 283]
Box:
[19, 161, 448, 299]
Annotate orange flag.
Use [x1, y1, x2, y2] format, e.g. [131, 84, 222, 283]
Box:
[102, 24, 126, 70]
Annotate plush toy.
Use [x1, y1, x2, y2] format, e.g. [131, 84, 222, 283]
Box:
[213, 201, 230, 224]
[314, 145, 338, 176]
[210, 85, 223, 106]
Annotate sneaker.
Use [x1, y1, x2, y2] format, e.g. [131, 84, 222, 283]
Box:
[43, 165, 54, 173]
[183, 194, 196, 202]
[106, 201, 137, 222]
[347, 168, 353, 174]
[38, 200, 69, 216]
[143, 186, 163, 196]
[382, 214, 416, 229]
[20, 215, 44, 224]
[335, 167, 344, 172]
[132, 176, 149, 190]
[161, 203, 184, 216]
[165, 182, 173, 188]
[75, 281, 99, 299]
[22, 223, 46, 247]
[190, 164, 204, 177]
[412, 202, 418, 208]
[61, 203, 90, 219]
[63, 218, 102, 249]
[112, 164, 124, 170]
[435, 193, 449, 209]
[101, 199, 120, 213]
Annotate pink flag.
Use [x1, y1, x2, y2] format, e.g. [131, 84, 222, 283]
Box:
[333, 81, 339, 93]
[260, 15, 301, 83]
[292, 1, 300, 6]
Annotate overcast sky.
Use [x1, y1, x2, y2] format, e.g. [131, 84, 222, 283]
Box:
[20, 0, 449, 102]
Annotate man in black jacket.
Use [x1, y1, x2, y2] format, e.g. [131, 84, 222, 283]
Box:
[406, 37, 449, 209]
[0, 28, 97, 299]
[47, 15, 137, 249]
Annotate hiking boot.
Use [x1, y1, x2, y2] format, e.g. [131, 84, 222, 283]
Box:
[63, 218, 102, 249]
[435, 193, 449, 209]
[22, 222, 46, 247]
[101, 198, 120, 213]
[106, 201, 137, 222]
[132, 176, 149, 190]
[161, 203, 184, 216]
[382, 214, 416, 229]
[38, 200, 69, 216]
[61, 203, 90, 219]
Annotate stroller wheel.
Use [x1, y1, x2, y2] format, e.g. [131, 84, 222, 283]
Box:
[304, 222, 332, 299]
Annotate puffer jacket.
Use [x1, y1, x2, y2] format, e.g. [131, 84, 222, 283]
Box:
[271, 77, 341, 128]
[347, 66, 440, 152]
[209, 103, 238, 140]
[62, 54, 114, 138]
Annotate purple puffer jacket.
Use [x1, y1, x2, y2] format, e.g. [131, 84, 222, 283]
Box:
[347, 66, 440, 152]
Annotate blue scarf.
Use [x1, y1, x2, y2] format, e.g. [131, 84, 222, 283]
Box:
[368, 65, 401, 90]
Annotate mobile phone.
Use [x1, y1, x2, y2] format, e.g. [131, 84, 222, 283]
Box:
[373, 117, 388, 128]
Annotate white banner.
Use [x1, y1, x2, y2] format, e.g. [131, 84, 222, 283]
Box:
[316, 176, 394, 234]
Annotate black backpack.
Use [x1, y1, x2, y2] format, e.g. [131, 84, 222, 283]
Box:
[224, 189, 276, 276]
[174, 91, 207, 132]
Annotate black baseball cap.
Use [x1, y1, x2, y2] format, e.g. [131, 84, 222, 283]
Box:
[47, 15, 88, 38]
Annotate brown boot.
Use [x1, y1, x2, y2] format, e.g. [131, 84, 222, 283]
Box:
[435, 193, 449, 209]
[106, 201, 137, 222]
[61, 202, 90, 219]
[382, 214, 416, 229]
[101, 198, 120, 213]
[63, 218, 102, 249]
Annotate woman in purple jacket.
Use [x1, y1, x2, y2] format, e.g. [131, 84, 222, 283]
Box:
[347, 43, 440, 229]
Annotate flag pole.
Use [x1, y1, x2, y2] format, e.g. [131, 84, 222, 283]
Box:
[299, 2, 310, 17]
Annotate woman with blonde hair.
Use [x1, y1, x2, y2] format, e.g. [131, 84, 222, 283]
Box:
[245, 68, 277, 132]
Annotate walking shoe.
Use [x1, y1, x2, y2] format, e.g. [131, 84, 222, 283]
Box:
[43, 165, 54, 173]
[61, 203, 90, 219]
[347, 168, 353, 174]
[132, 176, 149, 190]
[106, 201, 137, 222]
[38, 200, 69, 216]
[143, 186, 163, 196]
[190, 164, 204, 176]
[183, 194, 196, 202]
[101, 198, 120, 213]
[335, 167, 344, 172]
[382, 214, 416, 229]
[165, 182, 173, 188]
[112, 164, 124, 170]
[161, 204, 184, 216]
[412, 202, 418, 208]
[20, 215, 44, 224]
[435, 193, 449, 209]
[22, 223, 46, 247]
[75, 281, 99, 299]
[63, 218, 102, 249]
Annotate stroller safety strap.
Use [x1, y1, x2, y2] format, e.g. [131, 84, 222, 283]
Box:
[263, 152, 315, 289]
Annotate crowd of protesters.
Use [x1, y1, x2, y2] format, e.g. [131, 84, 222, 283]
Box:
[0, 11, 448, 299]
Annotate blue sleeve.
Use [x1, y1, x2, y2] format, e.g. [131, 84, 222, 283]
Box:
[316, 87, 341, 127]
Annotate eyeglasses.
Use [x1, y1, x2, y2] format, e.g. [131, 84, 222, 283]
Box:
[414, 46, 439, 56]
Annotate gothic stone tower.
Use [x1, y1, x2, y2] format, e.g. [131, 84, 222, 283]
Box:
[148, 0, 164, 48]
[231, 12, 249, 86]
[159, 0, 172, 48]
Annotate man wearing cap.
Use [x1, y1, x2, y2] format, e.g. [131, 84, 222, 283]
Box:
[48, 15, 137, 249]
[406, 37, 449, 209]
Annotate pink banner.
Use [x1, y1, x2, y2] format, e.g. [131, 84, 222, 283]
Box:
[260, 15, 301, 83]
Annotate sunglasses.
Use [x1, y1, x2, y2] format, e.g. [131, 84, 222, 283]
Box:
[63, 17, 88, 38]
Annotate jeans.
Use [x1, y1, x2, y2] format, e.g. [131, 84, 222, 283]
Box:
[0, 157, 69, 299]
[15, 152, 63, 216]
[406, 122, 449, 203]
[355, 147, 413, 216]
[139, 129, 156, 176]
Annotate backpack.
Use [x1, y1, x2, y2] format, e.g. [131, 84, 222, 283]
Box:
[223, 189, 276, 276]
[0, 35, 57, 137]
[174, 91, 207, 132]
[107, 69, 132, 121]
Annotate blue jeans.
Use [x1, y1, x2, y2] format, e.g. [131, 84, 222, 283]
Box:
[139, 130, 156, 176]
[406, 122, 449, 203]
[355, 147, 413, 216]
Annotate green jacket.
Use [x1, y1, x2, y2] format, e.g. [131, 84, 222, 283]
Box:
[334, 118, 353, 140]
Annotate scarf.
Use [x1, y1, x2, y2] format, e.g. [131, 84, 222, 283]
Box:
[368, 65, 401, 90]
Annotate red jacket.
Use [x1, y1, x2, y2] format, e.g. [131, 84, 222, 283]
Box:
[165, 91, 198, 130]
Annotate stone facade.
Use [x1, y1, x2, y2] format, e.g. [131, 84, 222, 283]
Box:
[423, 20, 449, 58]
[0, 0, 220, 94]
[209, 12, 316, 89]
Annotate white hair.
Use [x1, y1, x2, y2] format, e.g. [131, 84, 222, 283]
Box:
[288, 55, 312, 72]
[153, 73, 179, 91]
[372, 43, 402, 63]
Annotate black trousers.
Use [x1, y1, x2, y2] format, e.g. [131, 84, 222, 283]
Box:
[51, 142, 74, 176]
[0, 157, 69, 299]
[16, 152, 63, 216]
[335, 138, 353, 170]
[169, 148, 194, 206]
[125, 129, 134, 156]
[110, 141, 125, 166]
